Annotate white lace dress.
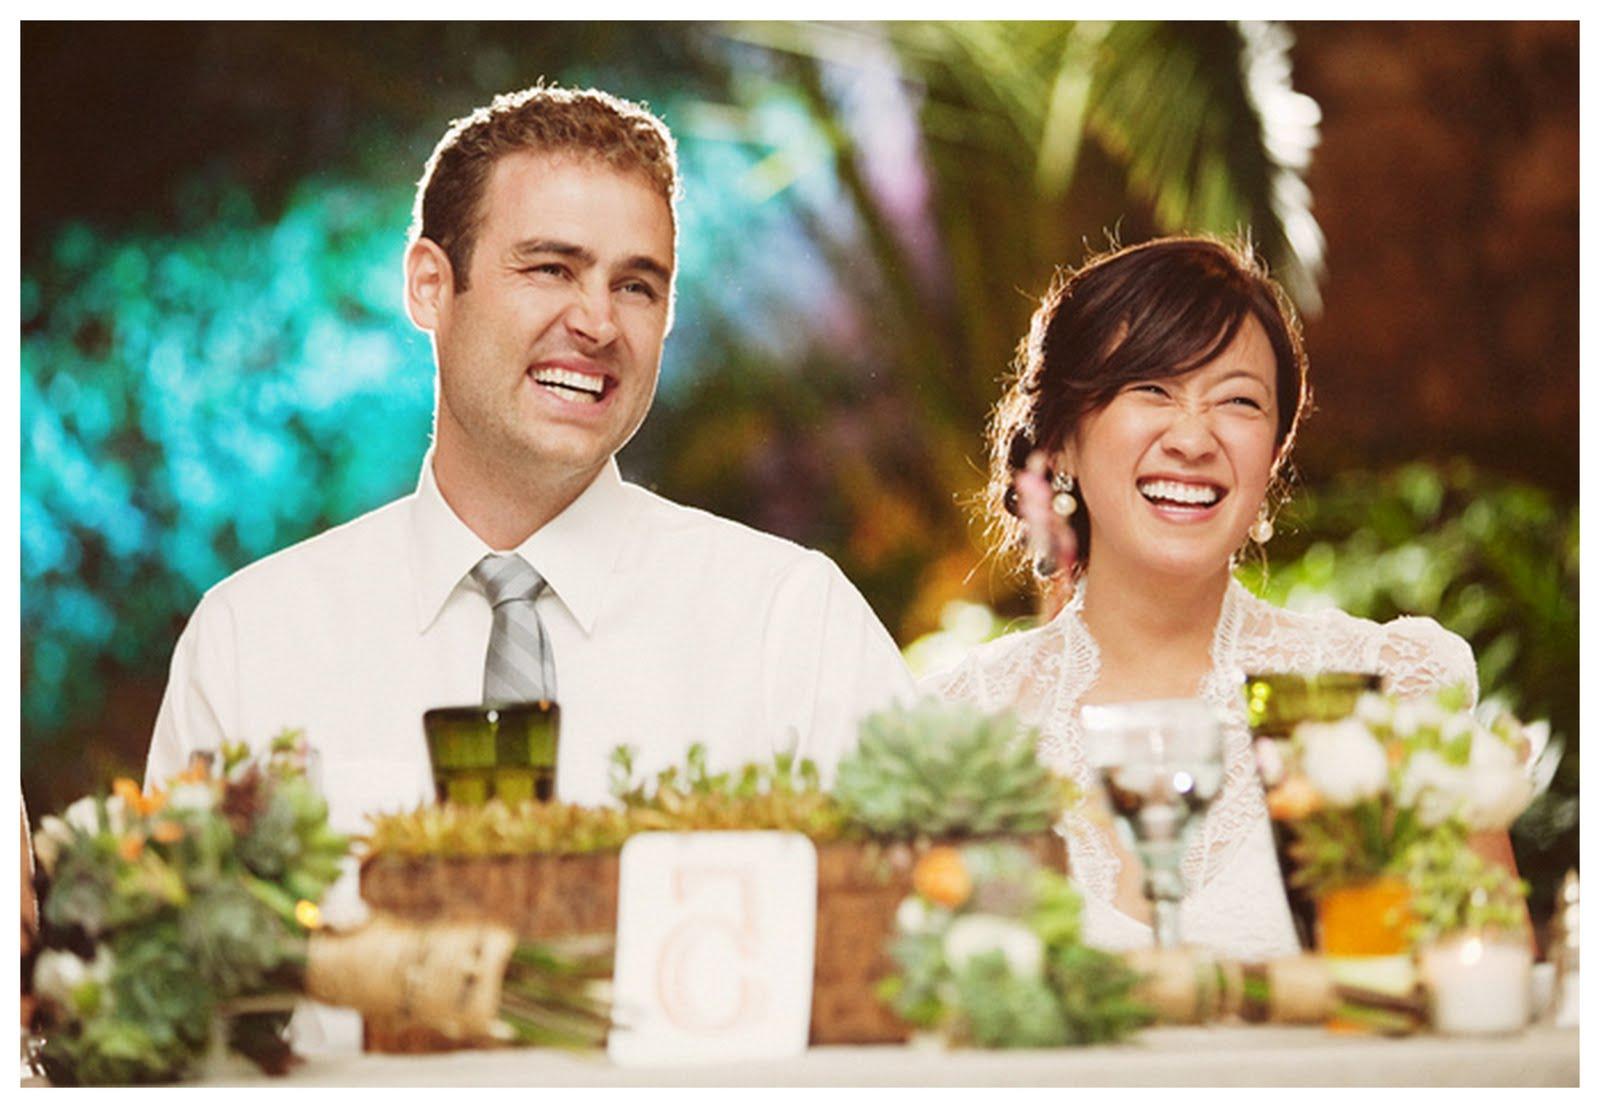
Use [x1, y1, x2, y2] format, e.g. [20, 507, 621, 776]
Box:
[922, 578, 1478, 961]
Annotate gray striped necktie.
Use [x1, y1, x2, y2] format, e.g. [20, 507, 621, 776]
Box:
[471, 553, 558, 705]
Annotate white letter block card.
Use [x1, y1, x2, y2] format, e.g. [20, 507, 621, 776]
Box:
[607, 831, 817, 1066]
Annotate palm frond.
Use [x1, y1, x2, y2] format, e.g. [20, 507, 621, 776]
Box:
[1086, 21, 1325, 312]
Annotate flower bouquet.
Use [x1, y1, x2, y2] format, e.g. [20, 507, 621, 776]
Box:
[878, 841, 1149, 1048]
[27, 733, 614, 1084]
[1255, 683, 1549, 979]
[1258, 685, 1547, 898]
[28, 733, 348, 1084]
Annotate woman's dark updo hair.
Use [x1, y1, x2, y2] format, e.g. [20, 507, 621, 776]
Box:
[986, 235, 1310, 578]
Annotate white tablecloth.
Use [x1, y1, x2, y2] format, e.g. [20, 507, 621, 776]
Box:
[127, 1025, 1576, 1087]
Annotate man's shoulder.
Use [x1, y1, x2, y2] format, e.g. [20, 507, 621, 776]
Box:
[199, 494, 413, 613]
[621, 480, 822, 575]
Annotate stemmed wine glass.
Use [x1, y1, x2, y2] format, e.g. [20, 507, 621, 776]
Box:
[1081, 699, 1225, 948]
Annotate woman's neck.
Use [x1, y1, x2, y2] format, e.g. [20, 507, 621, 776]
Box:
[1077, 557, 1232, 700]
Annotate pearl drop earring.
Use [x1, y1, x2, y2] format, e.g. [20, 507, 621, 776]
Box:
[1249, 505, 1274, 544]
[1050, 473, 1077, 518]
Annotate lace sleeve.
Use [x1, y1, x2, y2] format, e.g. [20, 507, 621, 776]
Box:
[918, 654, 981, 705]
[1377, 617, 1479, 705]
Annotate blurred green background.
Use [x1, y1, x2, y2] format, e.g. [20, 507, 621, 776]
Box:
[21, 22, 1576, 920]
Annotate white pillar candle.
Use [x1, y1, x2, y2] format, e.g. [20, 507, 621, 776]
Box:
[1419, 932, 1532, 1035]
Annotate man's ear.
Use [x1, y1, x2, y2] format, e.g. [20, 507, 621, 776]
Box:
[404, 237, 455, 332]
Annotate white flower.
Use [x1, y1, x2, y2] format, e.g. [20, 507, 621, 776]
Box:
[1398, 744, 1532, 831]
[1297, 718, 1389, 806]
[35, 795, 132, 877]
[1460, 763, 1533, 830]
[1469, 724, 1521, 772]
[1391, 697, 1449, 738]
[897, 897, 931, 935]
[167, 781, 216, 812]
[62, 794, 128, 836]
[31, 815, 72, 877]
[1354, 692, 1394, 729]
[1440, 712, 1476, 748]
[32, 948, 113, 1016]
[1398, 751, 1467, 826]
[942, 913, 1044, 979]
[1521, 719, 1551, 769]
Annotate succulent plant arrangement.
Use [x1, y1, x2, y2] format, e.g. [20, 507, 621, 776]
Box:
[368, 700, 1074, 856]
[364, 742, 850, 857]
[833, 698, 1074, 839]
[878, 841, 1149, 1048]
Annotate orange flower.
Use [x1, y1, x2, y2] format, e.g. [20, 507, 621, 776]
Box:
[173, 755, 213, 785]
[117, 833, 146, 861]
[913, 846, 973, 908]
[113, 778, 167, 817]
[1267, 774, 1322, 822]
[151, 820, 184, 844]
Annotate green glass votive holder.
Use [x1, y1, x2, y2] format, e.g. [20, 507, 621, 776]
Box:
[1243, 671, 1381, 739]
[423, 701, 560, 807]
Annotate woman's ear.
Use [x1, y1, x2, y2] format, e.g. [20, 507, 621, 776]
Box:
[1052, 443, 1077, 481]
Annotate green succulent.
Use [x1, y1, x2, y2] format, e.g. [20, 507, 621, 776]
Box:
[363, 743, 849, 858]
[1400, 827, 1530, 944]
[833, 698, 1072, 839]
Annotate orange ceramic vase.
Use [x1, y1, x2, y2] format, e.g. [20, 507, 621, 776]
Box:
[1316, 877, 1414, 956]
[1315, 877, 1416, 1033]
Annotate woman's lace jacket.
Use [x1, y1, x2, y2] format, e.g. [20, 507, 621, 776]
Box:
[922, 578, 1477, 960]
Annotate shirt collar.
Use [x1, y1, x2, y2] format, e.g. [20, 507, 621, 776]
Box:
[407, 451, 632, 636]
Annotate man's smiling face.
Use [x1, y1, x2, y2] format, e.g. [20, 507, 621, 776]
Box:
[420, 151, 676, 488]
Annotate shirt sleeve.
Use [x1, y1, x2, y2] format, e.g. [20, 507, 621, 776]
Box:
[145, 590, 238, 790]
[761, 551, 916, 782]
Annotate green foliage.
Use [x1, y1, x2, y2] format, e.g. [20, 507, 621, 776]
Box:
[369, 708, 1075, 858]
[951, 951, 1070, 1048]
[1049, 943, 1152, 1045]
[497, 935, 616, 1050]
[364, 743, 850, 858]
[1401, 828, 1530, 945]
[834, 698, 1072, 839]
[1285, 802, 1435, 901]
[21, 176, 433, 768]
[879, 842, 1150, 1048]
[30, 736, 347, 1084]
[40, 922, 211, 1087]
[1238, 460, 1578, 909]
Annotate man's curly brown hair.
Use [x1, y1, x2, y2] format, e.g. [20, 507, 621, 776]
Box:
[411, 83, 680, 292]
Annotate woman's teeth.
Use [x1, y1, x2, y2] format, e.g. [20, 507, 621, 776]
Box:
[1138, 479, 1221, 506]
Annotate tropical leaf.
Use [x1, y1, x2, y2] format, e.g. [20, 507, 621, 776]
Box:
[1085, 21, 1324, 310]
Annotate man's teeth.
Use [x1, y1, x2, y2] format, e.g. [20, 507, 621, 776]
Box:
[1138, 479, 1221, 506]
[532, 367, 605, 400]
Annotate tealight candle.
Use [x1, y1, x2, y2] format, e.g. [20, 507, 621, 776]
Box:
[1419, 931, 1532, 1035]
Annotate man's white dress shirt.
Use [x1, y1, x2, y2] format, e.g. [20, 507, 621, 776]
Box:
[150, 453, 913, 806]
[146, 453, 914, 1048]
